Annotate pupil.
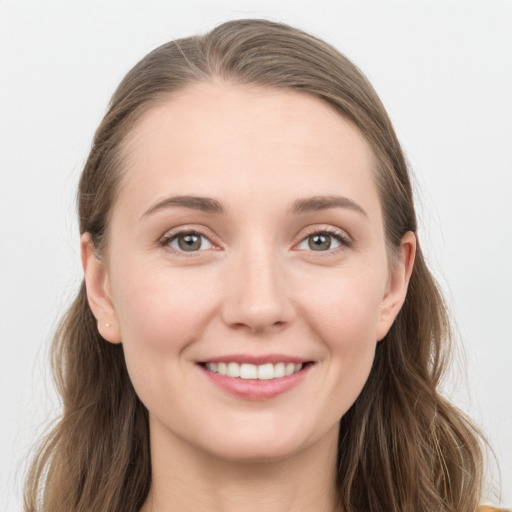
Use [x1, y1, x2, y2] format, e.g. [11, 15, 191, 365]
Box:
[309, 234, 331, 251]
[178, 234, 201, 251]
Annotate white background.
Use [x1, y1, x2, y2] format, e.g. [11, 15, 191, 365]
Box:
[1, 1, 510, 509]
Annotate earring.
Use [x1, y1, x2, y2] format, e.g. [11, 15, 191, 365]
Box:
[105, 323, 111, 327]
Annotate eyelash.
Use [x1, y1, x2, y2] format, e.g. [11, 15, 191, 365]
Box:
[159, 227, 352, 256]
[296, 227, 352, 253]
[159, 230, 217, 256]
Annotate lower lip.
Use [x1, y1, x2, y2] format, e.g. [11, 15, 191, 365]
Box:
[197, 363, 313, 401]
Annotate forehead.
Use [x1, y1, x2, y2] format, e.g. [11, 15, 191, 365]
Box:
[116, 82, 380, 220]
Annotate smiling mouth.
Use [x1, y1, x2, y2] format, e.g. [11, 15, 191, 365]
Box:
[199, 361, 314, 380]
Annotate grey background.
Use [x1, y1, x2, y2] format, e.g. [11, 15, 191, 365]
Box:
[1, 1, 510, 509]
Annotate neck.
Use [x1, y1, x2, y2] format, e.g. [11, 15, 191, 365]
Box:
[141, 419, 341, 512]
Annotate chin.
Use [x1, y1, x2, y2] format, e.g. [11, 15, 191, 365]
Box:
[196, 420, 334, 465]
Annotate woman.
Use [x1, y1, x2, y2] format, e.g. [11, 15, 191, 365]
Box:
[24, 19, 504, 512]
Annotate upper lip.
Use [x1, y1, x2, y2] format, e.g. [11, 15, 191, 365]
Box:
[198, 354, 313, 365]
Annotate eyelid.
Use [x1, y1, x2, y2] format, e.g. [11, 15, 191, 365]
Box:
[157, 224, 352, 255]
[293, 225, 353, 251]
[159, 226, 221, 255]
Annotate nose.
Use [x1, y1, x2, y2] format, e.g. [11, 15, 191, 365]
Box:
[221, 245, 295, 335]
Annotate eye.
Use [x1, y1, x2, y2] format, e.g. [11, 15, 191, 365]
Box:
[166, 232, 213, 252]
[296, 231, 346, 252]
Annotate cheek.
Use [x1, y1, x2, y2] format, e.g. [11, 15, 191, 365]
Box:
[303, 263, 386, 345]
[301, 266, 385, 410]
[109, 262, 220, 387]
[108, 263, 227, 428]
[317, 282, 381, 372]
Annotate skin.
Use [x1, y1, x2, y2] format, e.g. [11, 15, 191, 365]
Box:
[82, 82, 415, 512]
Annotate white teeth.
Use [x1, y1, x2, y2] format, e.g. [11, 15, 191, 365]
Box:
[273, 362, 285, 378]
[257, 363, 274, 380]
[205, 361, 305, 379]
[227, 362, 240, 378]
[240, 363, 258, 379]
[285, 363, 295, 376]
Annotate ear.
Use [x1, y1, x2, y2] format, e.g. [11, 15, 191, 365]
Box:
[376, 231, 416, 341]
[81, 233, 122, 344]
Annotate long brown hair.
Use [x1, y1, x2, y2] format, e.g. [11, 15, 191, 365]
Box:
[25, 19, 489, 511]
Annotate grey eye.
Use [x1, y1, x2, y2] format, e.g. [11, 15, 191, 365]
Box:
[169, 233, 213, 252]
[297, 233, 342, 251]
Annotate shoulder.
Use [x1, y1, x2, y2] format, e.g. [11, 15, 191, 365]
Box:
[478, 507, 511, 512]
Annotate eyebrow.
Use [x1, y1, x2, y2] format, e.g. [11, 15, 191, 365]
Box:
[290, 195, 368, 217]
[141, 194, 367, 219]
[142, 195, 225, 218]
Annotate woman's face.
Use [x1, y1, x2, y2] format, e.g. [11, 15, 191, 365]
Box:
[83, 82, 414, 462]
